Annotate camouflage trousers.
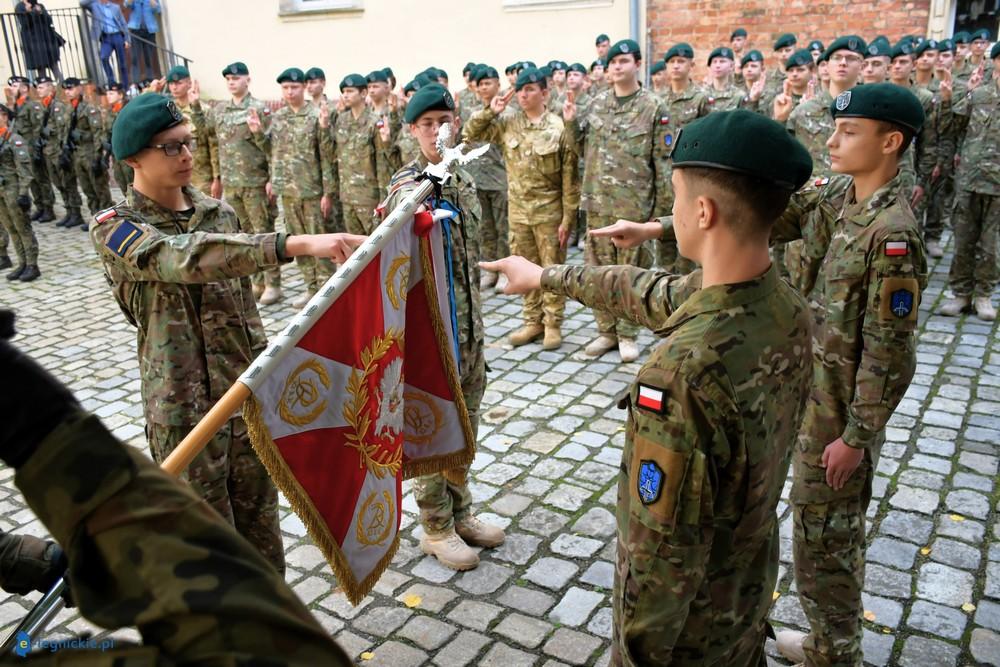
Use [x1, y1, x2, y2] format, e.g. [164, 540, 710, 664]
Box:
[413, 340, 485, 534]
[477, 188, 509, 261]
[925, 167, 955, 242]
[0, 191, 38, 265]
[283, 195, 334, 293]
[0, 222, 6, 258]
[73, 152, 112, 215]
[30, 157, 54, 209]
[586, 214, 650, 339]
[343, 202, 377, 235]
[147, 416, 285, 575]
[948, 190, 999, 298]
[228, 185, 280, 289]
[111, 157, 134, 196]
[510, 220, 566, 327]
[44, 152, 81, 211]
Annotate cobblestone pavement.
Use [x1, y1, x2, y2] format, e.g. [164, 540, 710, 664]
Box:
[0, 195, 998, 666]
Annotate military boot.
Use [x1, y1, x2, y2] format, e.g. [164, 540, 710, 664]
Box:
[584, 334, 617, 357]
[419, 529, 479, 571]
[63, 210, 84, 229]
[926, 239, 944, 258]
[36, 208, 55, 223]
[18, 265, 40, 282]
[509, 323, 544, 346]
[293, 291, 315, 309]
[6, 265, 24, 281]
[259, 286, 283, 306]
[480, 270, 498, 290]
[455, 514, 505, 548]
[974, 297, 996, 321]
[938, 295, 971, 316]
[30, 209, 43, 221]
[55, 211, 73, 227]
[252, 283, 265, 300]
[618, 338, 639, 363]
[775, 629, 806, 664]
[0, 255, 11, 270]
[542, 326, 562, 350]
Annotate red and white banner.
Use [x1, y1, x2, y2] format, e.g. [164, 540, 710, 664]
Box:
[244, 212, 474, 604]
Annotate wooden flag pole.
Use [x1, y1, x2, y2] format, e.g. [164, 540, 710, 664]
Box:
[161, 382, 252, 476]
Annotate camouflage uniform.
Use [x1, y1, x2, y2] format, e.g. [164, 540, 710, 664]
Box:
[66, 98, 112, 214]
[910, 83, 950, 231]
[104, 101, 134, 193]
[923, 77, 960, 243]
[174, 98, 218, 195]
[460, 98, 509, 263]
[335, 107, 391, 235]
[394, 122, 422, 166]
[770, 174, 927, 667]
[379, 155, 485, 533]
[0, 129, 36, 269]
[193, 94, 280, 290]
[948, 78, 1000, 298]
[265, 102, 336, 293]
[88, 186, 287, 574]
[541, 262, 812, 666]
[13, 94, 54, 213]
[700, 82, 749, 112]
[569, 87, 672, 340]
[41, 94, 82, 219]
[466, 106, 578, 327]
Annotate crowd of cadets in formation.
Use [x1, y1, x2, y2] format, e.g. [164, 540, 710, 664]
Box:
[1, 28, 997, 324]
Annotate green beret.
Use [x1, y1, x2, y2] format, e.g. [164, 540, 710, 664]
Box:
[773, 33, 797, 50]
[830, 83, 925, 134]
[405, 75, 434, 94]
[664, 42, 695, 62]
[473, 66, 499, 83]
[222, 62, 249, 77]
[785, 48, 815, 70]
[608, 39, 641, 61]
[971, 29, 990, 42]
[277, 68, 305, 84]
[111, 92, 184, 160]
[821, 35, 866, 62]
[590, 59, 605, 70]
[596, 33, 610, 45]
[671, 109, 812, 191]
[436, 68, 449, 81]
[462, 62, 475, 75]
[165, 65, 190, 83]
[650, 61, 666, 75]
[707, 47, 735, 65]
[367, 69, 389, 84]
[992, 43, 1000, 60]
[539, 65, 553, 78]
[403, 80, 419, 94]
[304, 67, 326, 81]
[731, 28, 747, 39]
[865, 40, 892, 58]
[382, 67, 394, 79]
[914, 39, 939, 56]
[808, 40, 824, 52]
[953, 31, 971, 44]
[0, 103, 16, 119]
[568, 62, 588, 74]
[403, 83, 455, 123]
[552, 60, 568, 71]
[340, 73, 367, 90]
[515, 67, 547, 91]
[741, 50, 764, 67]
[891, 40, 914, 59]
[938, 38, 955, 52]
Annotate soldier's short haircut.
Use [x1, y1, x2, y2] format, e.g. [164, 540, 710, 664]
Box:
[679, 167, 795, 241]
[874, 120, 914, 157]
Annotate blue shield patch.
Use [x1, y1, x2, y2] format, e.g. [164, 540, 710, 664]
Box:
[890, 288, 914, 318]
[664, 133, 673, 147]
[637, 460, 664, 505]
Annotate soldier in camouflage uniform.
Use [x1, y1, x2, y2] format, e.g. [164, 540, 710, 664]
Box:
[485, 109, 815, 667]
[7, 76, 54, 222]
[62, 78, 112, 219]
[939, 43, 1000, 321]
[924, 38, 960, 257]
[466, 67, 579, 350]
[366, 69, 403, 193]
[730, 27, 748, 85]
[954, 29, 993, 88]
[0, 104, 39, 282]
[256, 67, 337, 308]
[165, 66, 218, 196]
[104, 83, 133, 194]
[193, 62, 282, 305]
[379, 83, 504, 571]
[90, 94, 363, 577]
[765, 33, 798, 95]
[305, 67, 344, 236]
[395, 77, 429, 165]
[38, 77, 84, 229]
[589, 58, 608, 96]
[701, 47, 747, 111]
[740, 50, 765, 108]
[566, 39, 672, 363]
[457, 62, 479, 112]
[0, 322, 352, 664]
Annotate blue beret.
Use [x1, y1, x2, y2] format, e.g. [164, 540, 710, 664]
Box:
[830, 83, 925, 134]
[111, 93, 184, 160]
[664, 42, 695, 61]
[403, 83, 455, 123]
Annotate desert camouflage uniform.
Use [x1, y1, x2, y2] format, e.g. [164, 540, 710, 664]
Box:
[264, 102, 336, 292]
[948, 77, 1000, 298]
[174, 97, 217, 195]
[466, 106, 578, 326]
[66, 98, 112, 214]
[193, 94, 280, 290]
[541, 262, 812, 666]
[379, 155, 484, 533]
[569, 87, 672, 340]
[104, 101, 133, 193]
[88, 186, 288, 574]
[0, 129, 36, 268]
[41, 94, 82, 219]
[13, 94, 54, 212]
[770, 173, 927, 667]
[335, 107, 392, 235]
[460, 98, 510, 263]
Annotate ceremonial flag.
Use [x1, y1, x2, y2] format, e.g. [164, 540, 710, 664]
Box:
[244, 211, 475, 604]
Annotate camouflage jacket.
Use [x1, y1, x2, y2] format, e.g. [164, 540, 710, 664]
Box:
[954, 57, 993, 90]
[12, 95, 43, 143]
[657, 83, 710, 166]
[369, 105, 403, 192]
[89, 187, 284, 427]
[0, 129, 33, 196]
[265, 102, 336, 200]
[771, 174, 927, 501]
[952, 78, 1000, 195]
[456, 87, 479, 116]
[335, 107, 388, 207]
[174, 97, 218, 182]
[700, 82, 748, 112]
[64, 98, 104, 158]
[787, 89, 835, 177]
[465, 107, 578, 227]
[192, 94, 272, 188]
[458, 94, 507, 192]
[541, 263, 812, 664]
[393, 121, 422, 167]
[570, 88, 673, 220]
[907, 83, 951, 187]
[40, 96, 70, 159]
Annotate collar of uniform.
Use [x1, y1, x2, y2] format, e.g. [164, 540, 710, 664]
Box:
[840, 171, 903, 222]
[129, 186, 219, 230]
[663, 263, 781, 327]
[226, 94, 254, 110]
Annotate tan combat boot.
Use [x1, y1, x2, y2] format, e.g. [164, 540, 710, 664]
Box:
[455, 514, 506, 548]
[293, 291, 315, 309]
[584, 334, 617, 357]
[480, 270, 498, 290]
[542, 326, 562, 350]
[926, 240, 944, 258]
[419, 529, 479, 570]
[252, 283, 265, 300]
[258, 286, 283, 306]
[509, 323, 544, 346]
[938, 295, 970, 316]
[775, 629, 806, 665]
[618, 338, 639, 363]
[974, 296, 997, 321]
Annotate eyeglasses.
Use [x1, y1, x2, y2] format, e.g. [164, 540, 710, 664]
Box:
[148, 138, 196, 156]
[829, 54, 863, 65]
[414, 119, 450, 134]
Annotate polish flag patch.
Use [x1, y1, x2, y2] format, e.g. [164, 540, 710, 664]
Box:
[884, 241, 909, 257]
[659, 115, 670, 125]
[95, 208, 118, 224]
[637, 383, 666, 413]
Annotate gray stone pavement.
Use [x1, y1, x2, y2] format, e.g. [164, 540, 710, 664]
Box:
[0, 198, 998, 666]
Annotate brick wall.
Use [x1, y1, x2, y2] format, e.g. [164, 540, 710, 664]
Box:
[647, 0, 932, 76]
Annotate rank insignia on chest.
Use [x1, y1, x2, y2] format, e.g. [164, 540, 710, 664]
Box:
[889, 288, 914, 318]
[636, 383, 665, 413]
[637, 460, 664, 505]
[884, 240, 909, 256]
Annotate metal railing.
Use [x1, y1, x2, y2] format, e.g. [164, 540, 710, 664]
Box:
[0, 6, 190, 88]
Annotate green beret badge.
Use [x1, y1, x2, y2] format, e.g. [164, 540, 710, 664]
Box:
[165, 99, 183, 123]
[835, 91, 851, 111]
